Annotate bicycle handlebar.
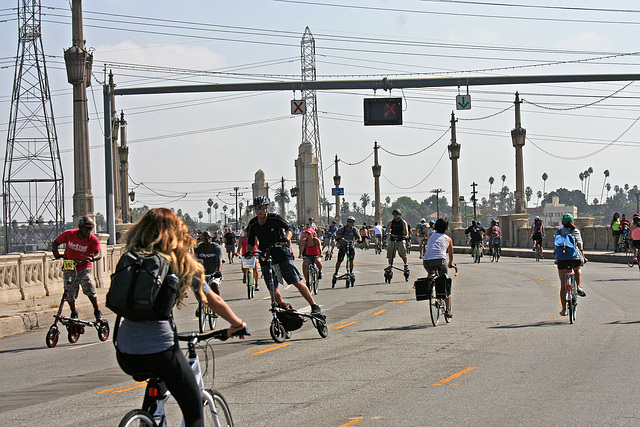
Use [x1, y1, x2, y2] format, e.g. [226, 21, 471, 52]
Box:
[177, 327, 250, 343]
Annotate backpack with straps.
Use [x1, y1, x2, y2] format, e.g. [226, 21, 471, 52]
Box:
[106, 251, 177, 321]
[554, 232, 578, 261]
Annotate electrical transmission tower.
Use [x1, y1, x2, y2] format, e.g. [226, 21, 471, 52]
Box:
[300, 27, 326, 208]
[3, 0, 65, 253]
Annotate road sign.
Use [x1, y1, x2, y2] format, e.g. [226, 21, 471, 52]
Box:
[291, 100, 306, 115]
[456, 94, 471, 110]
[331, 187, 344, 196]
[364, 98, 402, 125]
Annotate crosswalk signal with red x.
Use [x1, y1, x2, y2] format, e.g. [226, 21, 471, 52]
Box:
[363, 97, 403, 126]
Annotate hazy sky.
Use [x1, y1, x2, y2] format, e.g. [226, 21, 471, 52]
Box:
[1, 1, 639, 223]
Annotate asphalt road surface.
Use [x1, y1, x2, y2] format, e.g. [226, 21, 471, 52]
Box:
[1, 248, 639, 426]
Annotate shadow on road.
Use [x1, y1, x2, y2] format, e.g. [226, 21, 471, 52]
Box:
[488, 321, 566, 329]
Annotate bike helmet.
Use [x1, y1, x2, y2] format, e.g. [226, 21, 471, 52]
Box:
[429, 220, 435, 225]
[534, 216, 540, 221]
[420, 218, 426, 223]
[346, 216, 356, 222]
[78, 215, 94, 229]
[392, 209, 401, 216]
[253, 196, 269, 207]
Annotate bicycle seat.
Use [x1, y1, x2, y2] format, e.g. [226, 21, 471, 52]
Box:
[132, 372, 156, 382]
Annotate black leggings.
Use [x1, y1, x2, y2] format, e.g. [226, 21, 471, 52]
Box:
[116, 345, 204, 427]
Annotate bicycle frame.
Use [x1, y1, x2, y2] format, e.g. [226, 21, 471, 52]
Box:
[562, 269, 578, 324]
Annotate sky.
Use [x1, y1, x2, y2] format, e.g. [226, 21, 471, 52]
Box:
[1, 0, 639, 224]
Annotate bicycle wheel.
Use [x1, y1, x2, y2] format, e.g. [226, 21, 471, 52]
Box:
[97, 322, 110, 341]
[68, 328, 80, 343]
[316, 318, 329, 338]
[46, 325, 59, 348]
[246, 271, 255, 299]
[474, 246, 480, 263]
[312, 270, 319, 295]
[118, 409, 156, 427]
[309, 266, 317, 294]
[443, 299, 450, 323]
[204, 389, 234, 427]
[198, 300, 206, 333]
[626, 248, 635, 267]
[535, 246, 540, 262]
[270, 320, 287, 343]
[429, 282, 440, 327]
[207, 307, 217, 331]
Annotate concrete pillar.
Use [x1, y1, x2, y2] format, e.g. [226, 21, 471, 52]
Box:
[448, 112, 462, 228]
[294, 141, 319, 223]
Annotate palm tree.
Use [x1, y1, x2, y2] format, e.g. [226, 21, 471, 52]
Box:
[536, 190, 542, 206]
[274, 187, 290, 216]
[222, 205, 228, 226]
[525, 186, 533, 207]
[198, 211, 203, 223]
[600, 169, 610, 205]
[488, 176, 494, 198]
[360, 193, 371, 223]
[579, 172, 585, 194]
[605, 182, 611, 202]
[501, 175, 506, 190]
[585, 167, 593, 202]
[207, 207, 211, 223]
[207, 198, 213, 222]
[213, 202, 219, 222]
[542, 172, 548, 197]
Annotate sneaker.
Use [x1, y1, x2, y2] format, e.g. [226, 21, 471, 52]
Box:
[318, 271, 322, 280]
[71, 311, 78, 319]
[444, 310, 453, 319]
[577, 287, 586, 297]
[311, 304, 322, 314]
[278, 302, 295, 311]
[255, 286, 260, 291]
[634, 257, 638, 264]
[559, 310, 567, 316]
[94, 309, 103, 321]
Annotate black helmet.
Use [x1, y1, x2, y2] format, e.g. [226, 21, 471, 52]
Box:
[78, 215, 94, 229]
[392, 209, 401, 216]
[253, 196, 270, 207]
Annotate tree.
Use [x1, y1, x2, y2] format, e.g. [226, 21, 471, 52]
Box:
[605, 182, 611, 202]
[360, 193, 371, 223]
[542, 172, 548, 196]
[600, 169, 610, 205]
[579, 172, 585, 194]
[274, 187, 290, 216]
[501, 175, 506, 190]
[525, 186, 533, 205]
[536, 190, 542, 206]
[585, 167, 593, 202]
[222, 205, 228, 225]
[213, 202, 219, 222]
[488, 176, 494, 198]
[198, 211, 203, 223]
[207, 198, 213, 222]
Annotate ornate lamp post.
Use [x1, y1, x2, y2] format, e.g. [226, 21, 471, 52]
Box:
[448, 111, 462, 226]
[511, 92, 527, 214]
[64, 0, 94, 225]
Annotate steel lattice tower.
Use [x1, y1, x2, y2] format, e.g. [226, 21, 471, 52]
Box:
[301, 27, 325, 206]
[3, 0, 64, 253]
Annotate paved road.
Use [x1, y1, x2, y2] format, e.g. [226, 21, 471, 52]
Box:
[1, 249, 639, 426]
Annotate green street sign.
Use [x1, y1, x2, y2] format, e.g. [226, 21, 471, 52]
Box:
[456, 94, 471, 110]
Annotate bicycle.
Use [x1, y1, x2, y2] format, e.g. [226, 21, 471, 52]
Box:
[532, 237, 544, 262]
[618, 230, 630, 253]
[324, 236, 335, 260]
[306, 255, 321, 295]
[490, 236, 501, 263]
[247, 245, 328, 343]
[374, 235, 383, 255]
[332, 240, 355, 288]
[242, 255, 257, 298]
[383, 235, 410, 283]
[562, 268, 578, 324]
[625, 238, 636, 268]
[414, 264, 456, 327]
[46, 259, 110, 348]
[471, 241, 482, 264]
[196, 274, 220, 333]
[117, 327, 248, 427]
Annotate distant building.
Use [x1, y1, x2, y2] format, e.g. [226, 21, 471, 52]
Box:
[543, 195, 578, 227]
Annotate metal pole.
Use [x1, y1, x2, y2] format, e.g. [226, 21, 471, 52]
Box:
[333, 155, 341, 223]
[373, 141, 381, 224]
[103, 84, 115, 245]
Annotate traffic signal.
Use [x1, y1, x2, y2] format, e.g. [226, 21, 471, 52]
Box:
[363, 98, 402, 126]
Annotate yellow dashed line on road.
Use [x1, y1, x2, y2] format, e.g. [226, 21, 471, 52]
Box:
[251, 343, 291, 355]
[372, 309, 387, 316]
[338, 417, 366, 426]
[536, 277, 544, 280]
[97, 381, 147, 394]
[332, 321, 358, 330]
[432, 366, 477, 386]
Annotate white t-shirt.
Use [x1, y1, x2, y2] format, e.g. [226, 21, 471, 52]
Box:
[373, 225, 383, 236]
[424, 232, 449, 261]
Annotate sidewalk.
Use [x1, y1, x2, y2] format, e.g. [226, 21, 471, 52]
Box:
[0, 248, 631, 339]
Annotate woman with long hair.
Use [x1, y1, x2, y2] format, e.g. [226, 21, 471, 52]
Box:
[115, 208, 246, 427]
